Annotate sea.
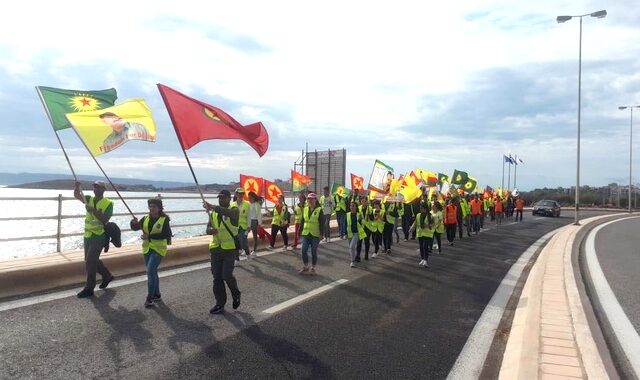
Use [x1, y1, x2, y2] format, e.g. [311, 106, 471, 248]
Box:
[0, 187, 229, 261]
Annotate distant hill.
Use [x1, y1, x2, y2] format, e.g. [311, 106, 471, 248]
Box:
[0, 172, 193, 189]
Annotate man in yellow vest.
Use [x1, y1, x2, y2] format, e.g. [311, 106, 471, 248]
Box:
[74, 181, 114, 298]
[204, 190, 241, 314]
[231, 188, 251, 262]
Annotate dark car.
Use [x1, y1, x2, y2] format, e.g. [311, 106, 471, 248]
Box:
[532, 200, 561, 217]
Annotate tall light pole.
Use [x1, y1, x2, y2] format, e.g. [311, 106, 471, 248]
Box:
[557, 10, 607, 225]
[619, 105, 640, 213]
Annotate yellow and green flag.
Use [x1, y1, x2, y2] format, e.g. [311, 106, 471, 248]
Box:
[462, 177, 478, 193]
[66, 99, 156, 156]
[37, 86, 117, 131]
[331, 183, 351, 198]
[451, 170, 468, 185]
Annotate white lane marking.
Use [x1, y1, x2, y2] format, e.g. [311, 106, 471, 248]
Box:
[586, 216, 640, 377]
[262, 279, 348, 314]
[0, 249, 280, 312]
[446, 227, 562, 380]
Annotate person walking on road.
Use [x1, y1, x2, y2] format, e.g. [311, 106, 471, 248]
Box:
[130, 198, 172, 307]
[371, 201, 384, 258]
[515, 197, 525, 222]
[356, 196, 374, 261]
[409, 202, 435, 267]
[268, 195, 291, 250]
[334, 190, 348, 239]
[231, 188, 251, 262]
[470, 194, 483, 235]
[247, 191, 262, 256]
[346, 201, 367, 268]
[431, 201, 444, 254]
[74, 180, 114, 298]
[299, 193, 324, 274]
[292, 193, 306, 249]
[204, 190, 241, 315]
[382, 201, 397, 254]
[320, 186, 334, 242]
[444, 198, 458, 246]
[494, 196, 504, 226]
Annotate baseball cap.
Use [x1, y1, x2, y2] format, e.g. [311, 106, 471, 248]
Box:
[93, 181, 106, 189]
[235, 187, 245, 193]
[217, 189, 232, 198]
[307, 192, 317, 199]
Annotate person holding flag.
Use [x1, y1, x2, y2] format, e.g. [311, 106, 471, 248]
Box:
[356, 196, 374, 261]
[334, 190, 348, 239]
[371, 201, 385, 258]
[204, 190, 241, 315]
[74, 180, 115, 298]
[299, 193, 324, 274]
[346, 201, 367, 268]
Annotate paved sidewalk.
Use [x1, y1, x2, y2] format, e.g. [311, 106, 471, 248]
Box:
[500, 215, 613, 380]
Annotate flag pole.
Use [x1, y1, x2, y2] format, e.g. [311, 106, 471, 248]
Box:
[35, 87, 84, 202]
[508, 158, 512, 190]
[514, 154, 518, 189]
[67, 123, 136, 217]
[501, 155, 505, 190]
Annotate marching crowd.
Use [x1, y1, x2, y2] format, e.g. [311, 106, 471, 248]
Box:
[72, 181, 526, 314]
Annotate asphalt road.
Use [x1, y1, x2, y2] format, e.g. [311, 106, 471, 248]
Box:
[592, 216, 640, 334]
[0, 211, 596, 380]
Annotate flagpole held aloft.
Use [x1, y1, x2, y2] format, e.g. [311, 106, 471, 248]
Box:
[68, 125, 136, 217]
[502, 155, 505, 190]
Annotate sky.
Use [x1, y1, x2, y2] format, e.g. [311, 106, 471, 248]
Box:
[0, 0, 639, 191]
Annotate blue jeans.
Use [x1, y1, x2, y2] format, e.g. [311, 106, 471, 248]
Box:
[301, 236, 320, 266]
[237, 227, 249, 257]
[144, 250, 163, 298]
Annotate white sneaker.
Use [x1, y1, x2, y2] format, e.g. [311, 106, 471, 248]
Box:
[286, 246, 292, 251]
[419, 259, 425, 266]
[372, 253, 378, 258]
[250, 250, 256, 256]
[350, 262, 356, 268]
[267, 246, 274, 250]
[234, 260, 240, 267]
[424, 261, 429, 268]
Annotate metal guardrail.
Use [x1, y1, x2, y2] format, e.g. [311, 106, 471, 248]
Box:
[0, 193, 280, 253]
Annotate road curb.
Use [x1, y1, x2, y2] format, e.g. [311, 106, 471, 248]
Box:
[499, 214, 618, 379]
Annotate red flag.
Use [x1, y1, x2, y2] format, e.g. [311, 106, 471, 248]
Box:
[240, 174, 264, 200]
[291, 170, 312, 191]
[264, 179, 283, 204]
[350, 173, 364, 190]
[157, 84, 269, 156]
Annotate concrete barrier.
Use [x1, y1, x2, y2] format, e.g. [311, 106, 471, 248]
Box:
[0, 222, 339, 300]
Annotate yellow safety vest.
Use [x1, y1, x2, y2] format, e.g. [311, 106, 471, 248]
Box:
[385, 203, 397, 224]
[301, 206, 322, 237]
[346, 211, 367, 240]
[294, 204, 304, 224]
[272, 206, 283, 226]
[374, 209, 385, 233]
[416, 213, 435, 238]
[142, 216, 168, 256]
[231, 200, 250, 230]
[84, 196, 112, 238]
[432, 210, 445, 234]
[334, 194, 347, 212]
[209, 205, 239, 250]
[359, 205, 375, 231]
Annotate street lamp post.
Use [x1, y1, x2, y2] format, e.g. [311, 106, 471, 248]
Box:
[619, 105, 640, 213]
[557, 10, 607, 225]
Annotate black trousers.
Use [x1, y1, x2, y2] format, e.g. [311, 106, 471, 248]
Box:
[210, 248, 240, 308]
[402, 215, 414, 240]
[372, 231, 382, 253]
[270, 224, 289, 247]
[516, 210, 523, 221]
[446, 224, 457, 243]
[383, 222, 394, 251]
[83, 238, 112, 290]
[418, 236, 433, 260]
[356, 228, 372, 259]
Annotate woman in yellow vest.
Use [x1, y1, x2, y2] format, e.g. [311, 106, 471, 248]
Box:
[357, 196, 375, 261]
[346, 201, 367, 268]
[268, 194, 291, 250]
[299, 193, 324, 274]
[130, 198, 172, 307]
[409, 202, 435, 267]
[431, 202, 444, 254]
[371, 201, 384, 258]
